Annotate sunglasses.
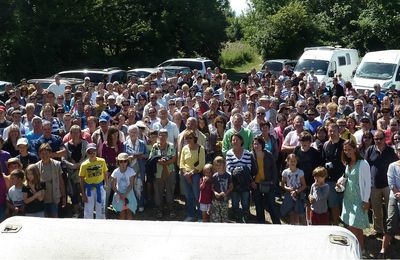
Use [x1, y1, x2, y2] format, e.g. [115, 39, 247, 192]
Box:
[122, 103, 130, 106]
[257, 112, 265, 116]
[374, 137, 384, 141]
[119, 160, 128, 163]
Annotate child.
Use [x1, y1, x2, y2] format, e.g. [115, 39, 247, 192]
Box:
[281, 154, 307, 225]
[111, 153, 137, 220]
[309, 166, 330, 225]
[211, 156, 233, 223]
[6, 169, 25, 216]
[22, 165, 45, 217]
[199, 164, 213, 222]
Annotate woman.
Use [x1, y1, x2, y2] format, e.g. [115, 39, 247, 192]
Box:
[197, 115, 211, 163]
[123, 125, 147, 212]
[311, 126, 328, 156]
[101, 126, 124, 174]
[252, 136, 280, 224]
[173, 111, 186, 133]
[63, 125, 88, 217]
[40, 103, 64, 136]
[346, 117, 358, 135]
[84, 116, 98, 136]
[209, 116, 227, 162]
[260, 121, 279, 161]
[2, 125, 20, 157]
[391, 130, 400, 148]
[340, 140, 371, 252]
[35, 143, 66, 218]
[358, 131, 374, 159]
[221, 100, 232, 119]
[179, 130, 205, 222]
[226, 133, 255, 223]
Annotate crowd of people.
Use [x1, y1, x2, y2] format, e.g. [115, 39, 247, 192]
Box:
[0, 67, 399, 257]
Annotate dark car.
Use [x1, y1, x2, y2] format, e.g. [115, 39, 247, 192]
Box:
[261, 59, 297, 76]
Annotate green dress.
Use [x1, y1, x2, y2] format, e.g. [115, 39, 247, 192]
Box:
[340, 160, 369, 229]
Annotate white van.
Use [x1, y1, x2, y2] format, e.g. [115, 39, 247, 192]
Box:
[353, 50, 400, 91]
[294, 46, 359, 86]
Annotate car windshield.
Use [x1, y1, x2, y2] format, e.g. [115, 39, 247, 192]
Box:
[58, 72, 105, 83]
[295, 59, 329, 75]
[265, 62, 283, 72]
[355, 62, 396, 80]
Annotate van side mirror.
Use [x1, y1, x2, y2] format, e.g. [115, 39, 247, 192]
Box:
[328, 71, 335, 77]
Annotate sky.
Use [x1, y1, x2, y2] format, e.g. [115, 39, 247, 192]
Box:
[229, 0, 248, 16]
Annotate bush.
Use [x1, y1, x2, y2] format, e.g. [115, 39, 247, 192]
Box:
[220, 41, 257, 67]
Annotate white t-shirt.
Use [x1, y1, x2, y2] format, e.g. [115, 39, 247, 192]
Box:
[282, 168, 304, 189]
[111, 167, 136, 194]
[47, 82, 66, 97]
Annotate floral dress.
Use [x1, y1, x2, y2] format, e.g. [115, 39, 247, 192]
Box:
[341, 160, 369, 229]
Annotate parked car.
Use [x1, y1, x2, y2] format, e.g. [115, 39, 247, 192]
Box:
[127, 68, 159, 82]
[261, 59, 297, 76]
[353, 50, 400, 91]
[27, 78, 84, 92]
[56, 67, 127, 84]
[0, 81, 12, 92]
[156, 66, 192, 77]
[157, 58, 216, 76]
[294, 46, 359, 85]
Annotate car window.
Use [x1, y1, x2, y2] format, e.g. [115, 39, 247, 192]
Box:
[345, 53, 351, 65]
[110, 71, 127, 83]
[205, 61, 216, 69]
[170, 61, 202, 70]
[338, 56, 346, 66]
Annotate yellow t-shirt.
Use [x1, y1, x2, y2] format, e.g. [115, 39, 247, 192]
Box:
[179, 145, 205, 173]
[255, 157, 264, 183]
[79, 158, 108, 184]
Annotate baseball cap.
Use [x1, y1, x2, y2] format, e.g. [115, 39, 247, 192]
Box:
[17, 138, 28, 146]
[195, 92, 203, 97]
[86, 143, 97, 153]
[107, 95, 116, 100]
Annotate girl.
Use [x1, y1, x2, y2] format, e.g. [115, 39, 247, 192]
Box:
[22, 165, 45, 217]
[199, 164, 213, 222]
[281, 154, 307, 225]
[111, 153, 137, 220]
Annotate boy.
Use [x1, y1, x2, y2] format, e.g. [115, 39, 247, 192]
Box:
[79, 143, 108, 219]
[211, 156, 233, 223]
[309, 166, 330, 225]
[7, 169, 25, 216]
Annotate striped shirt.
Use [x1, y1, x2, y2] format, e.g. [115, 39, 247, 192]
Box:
[226, 149, 253, 174]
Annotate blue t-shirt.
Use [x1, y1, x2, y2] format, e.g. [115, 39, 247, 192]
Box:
[212, 172, 232, 194]
[304, 120, 322, 134]
[33, 135, 63, 155]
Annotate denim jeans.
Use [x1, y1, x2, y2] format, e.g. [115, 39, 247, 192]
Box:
[252, 188, 281, 224]
[230, 191, 250, 213]
[181, 173, 201, 219]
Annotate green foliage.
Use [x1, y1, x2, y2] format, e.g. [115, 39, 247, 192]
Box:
[220, 41, 257, 67]
[0, 0, 229, 82]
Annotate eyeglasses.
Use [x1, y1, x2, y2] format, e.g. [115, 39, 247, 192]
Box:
[373, 137, 384, 141]
[144, 121, 150, 124]
[307, 114, 315, 116]
[57, 111, 64, 114]
[257, 112, 265, 116]
[169, 103, 175, 106]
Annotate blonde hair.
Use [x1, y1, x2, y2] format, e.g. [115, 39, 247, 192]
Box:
[312, 166, 328, 178]
[203, 163, 213, 175]
[286, 153, 298, 166]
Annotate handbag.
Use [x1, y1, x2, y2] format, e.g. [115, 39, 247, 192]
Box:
[259, 181, 273, 193]
[335, 174, 347, 193]
[193, 146, 201, 167]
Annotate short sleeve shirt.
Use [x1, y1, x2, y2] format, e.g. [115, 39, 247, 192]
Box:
[79, 158, 108, 184]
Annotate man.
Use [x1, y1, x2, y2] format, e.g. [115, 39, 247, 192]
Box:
[177, 117, 206, 163]
[26, 116, 43, 148]
[365, 130, 398, 236]
[149, 129, 177, 218]
[247, 106, 266, 137]
[337, 96, 353, 116]
[79, 143, 108, 219]
[143, 93, 161, 118]
[203, 98, 226, 122]
[281, 116, 305, 154]
[331, 77, 345, 98]
[315, 103, 328, 124]
[371, 83, 385, 101]
[321, 123, 345, 225]
[47, 74, 66, 97]
[16, 138, 38, 170]
[304, 108, 322, 135]
[259, 96, 277, 126]
[222, 113, 253, 156]
[153, 107, 179, 145]
[337, 118, 356, 143]
[91, 113, 125, 150]
[0, 105, 11, 136]
[354, 116, 376, 144]
[33, 120, 66, 159]
[294, 100, 308, 121]
[349, 99, 370, 124]
[104, 95, 121, 117]
[2, 110, 28, 139]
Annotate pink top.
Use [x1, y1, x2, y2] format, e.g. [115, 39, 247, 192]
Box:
[199, 177, 213, 204]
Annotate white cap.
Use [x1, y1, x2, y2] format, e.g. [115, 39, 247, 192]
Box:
[17, 138, 28, 146]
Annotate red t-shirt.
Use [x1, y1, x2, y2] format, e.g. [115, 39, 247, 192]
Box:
[199, 177, 213, 204]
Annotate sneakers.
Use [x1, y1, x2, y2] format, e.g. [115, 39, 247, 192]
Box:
[183, 217, 194, 222]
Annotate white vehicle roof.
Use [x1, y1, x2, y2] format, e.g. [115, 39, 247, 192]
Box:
[0, 217, 360, 259]
[361, 50, 400, 64]
[300, 47, 357, 61]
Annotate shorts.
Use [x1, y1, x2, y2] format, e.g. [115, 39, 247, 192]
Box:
[327, 181, 343, 208]
[310, 210, 329, 225]
[386, 197, 399, 235]
[44, 203, 58, 217]
[200, 203, 211, 213]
